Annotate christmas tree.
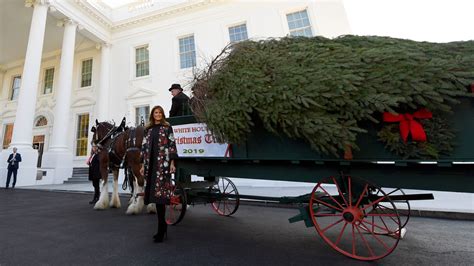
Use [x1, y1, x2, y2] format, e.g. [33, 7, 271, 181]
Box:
[191, 36, 474, 158]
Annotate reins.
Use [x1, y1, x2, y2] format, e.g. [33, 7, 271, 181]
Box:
[95, 122, 117, 149]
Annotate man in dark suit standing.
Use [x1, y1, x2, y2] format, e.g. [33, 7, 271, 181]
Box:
[169, 83, 191, 117]
[6, 147, 22, 189]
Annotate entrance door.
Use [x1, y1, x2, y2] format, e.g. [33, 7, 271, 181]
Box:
[33, 135, 45, 167]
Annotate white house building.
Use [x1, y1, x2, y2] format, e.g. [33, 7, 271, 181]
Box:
[0, 0, 351, 187]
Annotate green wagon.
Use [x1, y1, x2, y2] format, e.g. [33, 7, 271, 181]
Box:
[163, 97, 473, 261]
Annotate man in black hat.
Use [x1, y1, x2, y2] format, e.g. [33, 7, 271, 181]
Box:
[169, 83, 191, 117]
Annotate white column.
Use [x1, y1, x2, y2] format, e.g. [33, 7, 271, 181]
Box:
[10, 2, 48, 150]
[41, 19, 77, 184]
[49, 20, 77, 151]
[0, 1, 48, 187]
[97, 43, 111, 121]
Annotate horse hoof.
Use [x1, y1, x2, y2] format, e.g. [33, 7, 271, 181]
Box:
[110, 202, 121, 208]
[126, 205, 138, 215]
[146, 204, 157, 214]
[93, 200, 109, 210]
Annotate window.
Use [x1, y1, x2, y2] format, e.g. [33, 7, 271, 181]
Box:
[135, 46, 149, 77]
[286, 10, 313, 37]
[75, 114, 89, 156]
[43, 68, 54, 94]
[229, 24, 248, 43]
[10, 76, 21, 101]
[179, 35, 196, 69]
[135, 106, 150, 126]
[2, 124, 13, 149]
[35, 116, 48, 127]
[81, 59, 93, 87]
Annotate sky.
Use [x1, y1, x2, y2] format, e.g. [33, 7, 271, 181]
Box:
[343, 0, 474, 43]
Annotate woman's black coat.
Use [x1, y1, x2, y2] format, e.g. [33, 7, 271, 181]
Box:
[88, 154, 102, 181]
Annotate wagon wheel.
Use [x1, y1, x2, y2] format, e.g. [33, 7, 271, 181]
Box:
[360, 187, 408, 238]
[374, 188, 410, 231]
[165, 184, 187, 225]
[210, 177, 240, 216]
[309, 175, 401, 261]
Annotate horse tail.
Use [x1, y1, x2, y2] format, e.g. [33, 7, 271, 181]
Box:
[122, 166, 135, 193]
[124, 126, 145, 179]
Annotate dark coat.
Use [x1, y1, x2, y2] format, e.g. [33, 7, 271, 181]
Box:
[143, 124, 178, 205]
[169, 92, 191, 117]
[88, 154, 102, 181]
[7, 153, 22, 170]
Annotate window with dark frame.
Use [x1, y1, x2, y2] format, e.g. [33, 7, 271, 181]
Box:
[81, 59, 93, 87]
[43, 68, 54, 94]
[135, 46, 150, 77]
[10, 76, 21, 101]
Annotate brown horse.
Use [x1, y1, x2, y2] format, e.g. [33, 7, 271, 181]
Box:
[91, 119, 147, 214]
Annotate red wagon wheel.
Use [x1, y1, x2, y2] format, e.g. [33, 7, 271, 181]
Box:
[309, 175, 401, 261]
[211, 177, 240, 216]
[166, 183, 187, 225]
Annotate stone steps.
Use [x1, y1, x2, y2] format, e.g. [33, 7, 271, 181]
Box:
[64, 167, 114, 183]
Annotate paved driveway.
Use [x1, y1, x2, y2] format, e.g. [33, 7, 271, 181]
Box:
[0, 189, 472, 265]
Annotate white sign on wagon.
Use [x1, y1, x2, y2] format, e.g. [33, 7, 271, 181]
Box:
[173, 123, 230, 157]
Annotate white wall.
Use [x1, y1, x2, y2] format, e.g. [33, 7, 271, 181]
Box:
[108, 0, 351, 125]
[0, 0, 351, 171]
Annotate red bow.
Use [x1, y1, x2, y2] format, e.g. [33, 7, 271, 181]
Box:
[383, 109, 432, 143]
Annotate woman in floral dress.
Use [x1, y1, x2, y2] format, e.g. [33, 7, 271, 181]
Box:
[141, 105, 177, 243]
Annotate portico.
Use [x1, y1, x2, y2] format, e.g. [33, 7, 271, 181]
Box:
[0, 0, 111, 186]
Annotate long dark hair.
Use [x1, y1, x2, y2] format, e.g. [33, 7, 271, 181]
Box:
[146, 105, 170, 129]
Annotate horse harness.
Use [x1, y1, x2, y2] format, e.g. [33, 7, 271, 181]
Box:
[95, 123, 141, 169]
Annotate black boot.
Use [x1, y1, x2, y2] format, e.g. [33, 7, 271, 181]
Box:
[89, 196, 97, 204]
[90, 180, 100, 204]
[152, 223, 160, 240]
[89, 193, 99, 204]
[154, 204, 167, 243]
[154, 222, 167, 243]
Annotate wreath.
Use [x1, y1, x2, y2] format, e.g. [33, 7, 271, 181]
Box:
[377, 110, 455, 159]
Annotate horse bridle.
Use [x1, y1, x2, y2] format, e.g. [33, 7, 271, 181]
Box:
[93, 122, 117, 150]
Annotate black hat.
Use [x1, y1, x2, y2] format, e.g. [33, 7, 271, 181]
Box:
[169, 83, 183, 91]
